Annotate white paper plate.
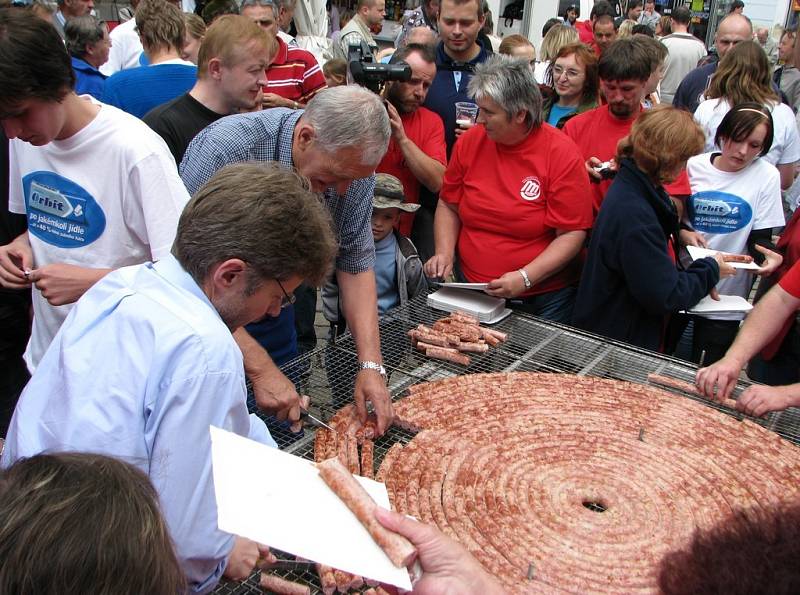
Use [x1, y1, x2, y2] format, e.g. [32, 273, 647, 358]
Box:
[686, 246, 759, 270]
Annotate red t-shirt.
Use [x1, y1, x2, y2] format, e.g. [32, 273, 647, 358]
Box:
[779, 259, 800, 298]
[577, 20, 594, 44]
[562, 104, 691, 212]
[440, 123, 593, 296]
[264, 37, 327, 103]
[377, 107, 447, 236]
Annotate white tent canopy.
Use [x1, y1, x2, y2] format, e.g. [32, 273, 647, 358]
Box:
[293, 0, 332, 65]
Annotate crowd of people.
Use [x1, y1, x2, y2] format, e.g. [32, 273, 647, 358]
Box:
[2, 0, 800, 592]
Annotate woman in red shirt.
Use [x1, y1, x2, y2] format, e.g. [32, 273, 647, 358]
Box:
[424, 54, 593, 323]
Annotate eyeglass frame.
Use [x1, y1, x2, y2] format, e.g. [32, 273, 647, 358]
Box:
[276, 278, 296, 309]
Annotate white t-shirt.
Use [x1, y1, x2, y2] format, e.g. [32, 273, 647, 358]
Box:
[685, 152, 785, 320]
[100, 18, 143, 76]
[9, 101, 190, 371]
[693, 98, 800, 166]
[660, 33, 707, 104]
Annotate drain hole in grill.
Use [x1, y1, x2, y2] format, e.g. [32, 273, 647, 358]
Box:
[582, 500, 607, 513]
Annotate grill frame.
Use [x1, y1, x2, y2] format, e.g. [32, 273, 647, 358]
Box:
[214, 294, 800, 594]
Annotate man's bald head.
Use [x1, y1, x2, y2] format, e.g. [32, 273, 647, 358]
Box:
[405, 25, 437, 46]
[715, 13, 752, 57]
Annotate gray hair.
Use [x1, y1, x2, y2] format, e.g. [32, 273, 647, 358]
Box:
[468, 53, 543, 128]
[240, 0, 276, 9]
[275, 0, 295, 9]
[64, 15, 105, 59]
[303, 85, 391, 166]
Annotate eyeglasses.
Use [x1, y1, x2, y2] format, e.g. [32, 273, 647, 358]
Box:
[277, 279, 296, 309]
[552, 65, 583, 80]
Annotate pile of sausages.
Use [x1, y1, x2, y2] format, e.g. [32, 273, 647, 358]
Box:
[407, 312, 508, 366]
[367, 372, 800, 593]
[311, 405, 388, 594]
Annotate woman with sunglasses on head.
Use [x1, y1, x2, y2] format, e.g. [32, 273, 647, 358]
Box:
[683, 103, 785, 365]
[541, 42, 599, 129]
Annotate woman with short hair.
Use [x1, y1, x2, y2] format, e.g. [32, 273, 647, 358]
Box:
[425, 54, 593, 323]
[573, 106, 734, 350]
[64, 15, 111, 98]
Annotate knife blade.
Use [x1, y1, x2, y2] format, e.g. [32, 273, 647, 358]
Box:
[300, 409, 336, 432]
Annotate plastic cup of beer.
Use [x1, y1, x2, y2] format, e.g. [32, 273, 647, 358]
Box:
[455, 102, 479, 129]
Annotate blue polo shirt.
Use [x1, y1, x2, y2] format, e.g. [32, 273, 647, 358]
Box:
[71, 56, 107, 99]
[423, 40, 490, 155]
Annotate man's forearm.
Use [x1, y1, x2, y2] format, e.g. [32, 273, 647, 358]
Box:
[337, 269, 382, 362]
[725, 284, 800, 366]
[398, 137, 446, 192]
[233, 327, 280, 378]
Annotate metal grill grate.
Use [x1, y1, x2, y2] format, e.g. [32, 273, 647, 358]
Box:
[214, 293, 800, 594]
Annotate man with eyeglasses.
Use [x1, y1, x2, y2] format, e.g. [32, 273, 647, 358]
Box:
[180, 84, 395, 439]
[2, 163, 339, 594]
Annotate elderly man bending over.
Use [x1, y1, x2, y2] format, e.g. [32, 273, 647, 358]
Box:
[181, 85, 395, 435]
[2, 164, 338, 593]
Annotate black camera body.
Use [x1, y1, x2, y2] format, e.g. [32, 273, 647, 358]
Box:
[348, 40, 411, 94]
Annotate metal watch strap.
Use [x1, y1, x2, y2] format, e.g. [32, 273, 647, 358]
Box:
[518, 268, 532, 289]
[359, 361, 386, 377]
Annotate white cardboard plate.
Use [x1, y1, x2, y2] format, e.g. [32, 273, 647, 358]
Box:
[686, 246, 759, 270]
[439, 282, 490, 290]
[210, 426, 413, 590]
[686, 294, 753, 314]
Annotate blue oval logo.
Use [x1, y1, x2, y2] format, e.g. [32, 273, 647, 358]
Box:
[23, 171, 106, 249]
[688, 190, 753, 235]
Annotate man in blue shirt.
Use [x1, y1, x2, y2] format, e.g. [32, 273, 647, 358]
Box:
[1, 163, 338, 594]
[423, 0, 491, 156]
[65, 15, 111, 99]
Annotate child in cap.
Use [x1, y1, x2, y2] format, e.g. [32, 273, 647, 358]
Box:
[323, 173, 428, 335]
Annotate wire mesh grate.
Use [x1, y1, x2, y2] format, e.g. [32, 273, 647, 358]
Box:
[215, 293, 800, 594]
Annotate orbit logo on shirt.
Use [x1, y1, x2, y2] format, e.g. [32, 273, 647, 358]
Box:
[520, 176, 541, 201]
[688, 190, 753, 234]
[23, 171, 106, 248]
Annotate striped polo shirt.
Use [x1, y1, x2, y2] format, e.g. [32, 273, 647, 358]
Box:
[264, 37, 327, 104]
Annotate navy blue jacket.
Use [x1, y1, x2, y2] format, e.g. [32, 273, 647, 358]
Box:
[423, 41, 490, 155]
[573, 159, 719, 351]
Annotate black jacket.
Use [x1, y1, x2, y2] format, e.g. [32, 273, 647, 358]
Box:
[573, 158, 719, 351]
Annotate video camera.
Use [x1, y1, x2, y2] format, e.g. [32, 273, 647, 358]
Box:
[348, 40, 411, 94]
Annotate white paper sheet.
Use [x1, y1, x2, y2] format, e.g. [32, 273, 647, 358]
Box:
[209, 426, 413, 590]
[687, 294, 753, 314]
[686, 245, 760, 270]
[440, 282, 490, 290]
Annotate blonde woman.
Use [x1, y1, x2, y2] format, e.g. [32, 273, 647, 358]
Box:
[534, 23, 579, 85]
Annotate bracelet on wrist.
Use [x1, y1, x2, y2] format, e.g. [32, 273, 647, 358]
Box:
[518, 268, 531, 289]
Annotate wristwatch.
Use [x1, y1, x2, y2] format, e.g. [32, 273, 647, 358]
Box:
[359, 360, 386, 379]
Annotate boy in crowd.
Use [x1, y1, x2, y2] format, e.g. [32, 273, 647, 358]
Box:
[323, 173, 427, 335]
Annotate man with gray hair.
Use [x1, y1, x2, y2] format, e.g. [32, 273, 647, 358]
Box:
[52, 0, 93, 39]
[756, 26, 778, 67]
[275, 0, 297, 45]
[181, 85, 395, 436]
[65, 15, 111, 98]
[424, 54, 592, 323]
